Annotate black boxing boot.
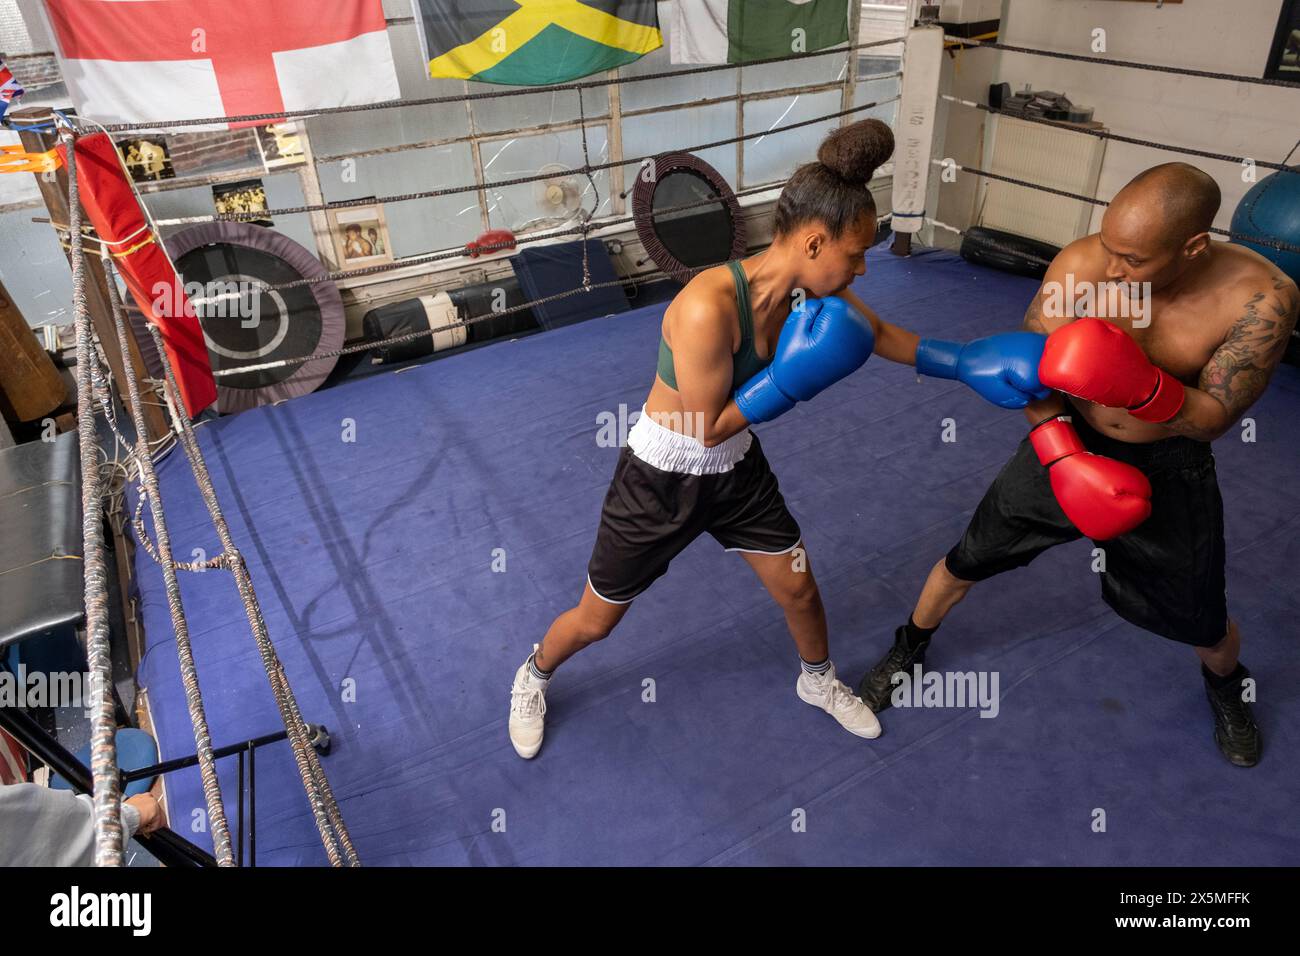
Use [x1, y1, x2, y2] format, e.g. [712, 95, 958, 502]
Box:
[1203, 664, 1260, 768]
[857, 622, 932, 713]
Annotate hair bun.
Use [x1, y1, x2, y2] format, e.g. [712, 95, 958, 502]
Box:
[817, 119, 895, 186]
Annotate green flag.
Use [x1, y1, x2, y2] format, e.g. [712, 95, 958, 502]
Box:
[671, 0, 850, 65]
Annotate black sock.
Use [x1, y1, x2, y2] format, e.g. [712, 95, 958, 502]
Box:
[1202, 662, 1244, 690]
[902, 615, 938, 650]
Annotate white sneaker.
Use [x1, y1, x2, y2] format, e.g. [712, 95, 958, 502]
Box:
[509, 647, 549, 759]
[797, 663, 882, 739]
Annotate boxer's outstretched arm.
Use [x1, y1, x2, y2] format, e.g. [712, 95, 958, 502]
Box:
[1163, 278, 1298, 441]
[838, 288, 917, 364]
[841, 287, 1051, 409]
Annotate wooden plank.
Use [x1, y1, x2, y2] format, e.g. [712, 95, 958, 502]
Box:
[0, 276, 66, 423]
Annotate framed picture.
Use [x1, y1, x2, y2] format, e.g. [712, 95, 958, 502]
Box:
[255, 121, 306, 170]
[327, 202, 393, 267]
[116, 136, 174, 182]
[212, 178, 272, 227]
[1265, 0, 1300, 80]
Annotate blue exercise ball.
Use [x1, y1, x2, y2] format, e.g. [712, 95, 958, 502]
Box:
[1231, 168, 1300, 283]
[50, 728, 159, 798]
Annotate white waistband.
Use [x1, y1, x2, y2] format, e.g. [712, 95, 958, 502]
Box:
[627, 406, 752, 475]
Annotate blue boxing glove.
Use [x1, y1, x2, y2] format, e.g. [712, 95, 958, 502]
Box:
[915, 332, 1052, 409]
[734, 296, 876, 424]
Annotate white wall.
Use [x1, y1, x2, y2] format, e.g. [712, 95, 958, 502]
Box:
[931, 25, 1001, 246]
[985, 0, 1296, 234]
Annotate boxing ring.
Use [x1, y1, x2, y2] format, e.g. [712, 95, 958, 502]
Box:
[6, 1, 1300, 868]
[127, 246, 1300, 866]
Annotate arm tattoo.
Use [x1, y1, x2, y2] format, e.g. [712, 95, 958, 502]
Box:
[1199, 279, 1298, 422]
[1022, 295, 1047, 334]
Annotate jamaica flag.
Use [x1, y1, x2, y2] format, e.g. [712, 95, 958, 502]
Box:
[415, 1, 662, 85]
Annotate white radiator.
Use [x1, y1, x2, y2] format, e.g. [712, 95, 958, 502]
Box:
[978, 115, 1107, 247]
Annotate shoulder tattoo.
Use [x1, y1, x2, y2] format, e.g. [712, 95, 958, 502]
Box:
[1201, 278, 1299, 419]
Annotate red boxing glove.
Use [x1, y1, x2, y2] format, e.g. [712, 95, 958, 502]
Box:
[1028, 417, 1152, 540]
[467, 228, 517, 258]
[1039, 318, 1185, 423]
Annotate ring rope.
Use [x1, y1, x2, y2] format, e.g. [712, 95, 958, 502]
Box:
[214, 256, 742, 379]
[94, 257, 357, 864]
[939, 94, 1300, 175]
[97, 251, 236, 866]
[255, 176, 840, 295]
[205, 193, 892, 378]
[575, 85, 597, 291]
[217, 216, 872, 382]
[947, 35, 1300, 90]
[161, 128, 1299, 380]
[60, 120, 124, 867]
[139, 309, 360, 866]
[155, 94, 902, 226]
[68, 118, 361, 862]
[935, 158, 1300, 257]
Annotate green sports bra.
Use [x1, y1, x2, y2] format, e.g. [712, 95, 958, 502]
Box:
[657, 259, 769, 392]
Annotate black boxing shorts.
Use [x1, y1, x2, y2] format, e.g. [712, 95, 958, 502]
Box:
[945, 414, 1228, 647]
[586, 408, 802, 604]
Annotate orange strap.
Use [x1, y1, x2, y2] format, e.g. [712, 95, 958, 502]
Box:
[0, 144, 63, 174]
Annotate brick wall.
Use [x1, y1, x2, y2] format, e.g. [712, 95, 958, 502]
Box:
[2, 0, 59, 90]
[0, 1, 36, 53]
[5, 54, 58, 90]
[167, 131, 262, 177]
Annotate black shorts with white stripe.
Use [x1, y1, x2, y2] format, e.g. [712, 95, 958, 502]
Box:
[586, 434, 802, 604]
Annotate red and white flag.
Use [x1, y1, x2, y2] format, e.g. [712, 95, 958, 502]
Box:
[40, 0, 401, 129]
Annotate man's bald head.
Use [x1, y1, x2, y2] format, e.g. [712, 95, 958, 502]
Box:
[1109, 163, 1221, 249]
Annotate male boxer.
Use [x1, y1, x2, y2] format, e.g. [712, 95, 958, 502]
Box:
[858, 163, 1299, 766]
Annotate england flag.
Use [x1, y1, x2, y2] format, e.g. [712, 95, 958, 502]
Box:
[39, 0, 402, 129]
